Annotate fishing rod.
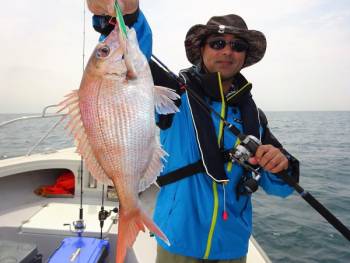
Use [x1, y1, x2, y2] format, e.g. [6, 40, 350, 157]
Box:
[151, 54, 350, 243]
[98, 185, 119, 239]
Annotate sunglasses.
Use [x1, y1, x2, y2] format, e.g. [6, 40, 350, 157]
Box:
[206, 39, 249, 52]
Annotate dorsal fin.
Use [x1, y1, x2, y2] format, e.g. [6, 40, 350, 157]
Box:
[57, 90, 112, 185]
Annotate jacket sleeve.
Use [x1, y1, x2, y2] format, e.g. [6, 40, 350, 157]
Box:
[92, 9, 152, 60]
[258, 109, 300, 197]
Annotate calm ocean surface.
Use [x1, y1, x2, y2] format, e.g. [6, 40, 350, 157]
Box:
[0, 111, 349, 262]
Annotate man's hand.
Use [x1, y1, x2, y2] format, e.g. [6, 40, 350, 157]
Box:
[120, 0, 139, 14]
[87, 0, 139, 16]
[249, 145, 288, 174]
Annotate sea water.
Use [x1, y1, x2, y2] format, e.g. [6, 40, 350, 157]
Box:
[0, 111, 349, 262]
[252, 111, 350, 263]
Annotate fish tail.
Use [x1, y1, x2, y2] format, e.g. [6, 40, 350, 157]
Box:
[116, 207, 169, 263]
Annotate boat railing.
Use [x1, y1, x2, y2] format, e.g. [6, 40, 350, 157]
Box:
[0, 105, 67, 157]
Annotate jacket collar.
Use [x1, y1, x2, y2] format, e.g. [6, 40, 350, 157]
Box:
[181, 67, 261, 182]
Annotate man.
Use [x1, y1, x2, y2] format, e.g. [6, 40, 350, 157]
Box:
[89, 1, 299, 262]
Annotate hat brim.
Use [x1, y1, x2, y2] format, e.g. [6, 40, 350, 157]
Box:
[185, 24, 267, 68]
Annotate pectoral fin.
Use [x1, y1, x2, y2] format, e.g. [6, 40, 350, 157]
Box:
[154, 85, 180, 114]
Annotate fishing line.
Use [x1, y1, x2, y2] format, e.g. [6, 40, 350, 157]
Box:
[100, 184, 105, 239]
[114, 0, 128, 38]
[79, 158, 84, 222]
[75, 0, 86, 236]
[82, 0, 86, 71]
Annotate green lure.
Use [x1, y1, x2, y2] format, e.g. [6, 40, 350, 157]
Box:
[114, 1, 128, 38]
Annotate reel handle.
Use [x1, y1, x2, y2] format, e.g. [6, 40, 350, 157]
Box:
[241, 135, 261, 157]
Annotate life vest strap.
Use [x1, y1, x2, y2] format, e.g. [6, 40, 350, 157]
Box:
[156, 150, 232, 187]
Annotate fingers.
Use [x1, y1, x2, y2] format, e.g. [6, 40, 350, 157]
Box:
[87, 0, 139, 16]
[120, 0, 139, 14]
[87, 0, 116, 16]
[248, 157, 258, 165]
[254, 145, 288, 173]
[269, 155, 288, 174]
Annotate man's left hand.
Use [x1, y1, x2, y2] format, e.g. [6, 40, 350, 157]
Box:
[249, 145, 288, 174]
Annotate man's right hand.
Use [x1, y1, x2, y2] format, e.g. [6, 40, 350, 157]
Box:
[87, 0, 139, 16]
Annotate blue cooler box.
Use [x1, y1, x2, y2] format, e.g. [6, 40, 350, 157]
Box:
[48, 237, 109, 263]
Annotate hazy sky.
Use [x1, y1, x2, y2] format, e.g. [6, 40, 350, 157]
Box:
[0, 0, 349, 113]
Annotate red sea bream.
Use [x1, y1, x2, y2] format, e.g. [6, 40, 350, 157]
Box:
[58, 25, 178, 262]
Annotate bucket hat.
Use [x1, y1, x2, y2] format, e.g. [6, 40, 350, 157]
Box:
[184, 14, 266, 68]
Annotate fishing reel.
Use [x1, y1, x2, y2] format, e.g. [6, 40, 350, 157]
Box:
[98, 207, 119, 229]
[229, 135, 262, 196]
[63, 219, 86, 236]
[234, 135, 261, 161]
[73, 219, 86, 234]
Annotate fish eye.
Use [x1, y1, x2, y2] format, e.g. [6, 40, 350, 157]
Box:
[96, 46, 110, 58]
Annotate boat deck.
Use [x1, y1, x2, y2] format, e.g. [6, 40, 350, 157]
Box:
[0, 148, 271, 262]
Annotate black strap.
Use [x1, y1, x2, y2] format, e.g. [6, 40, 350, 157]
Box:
[156, 150, 232, 187]
[156, 160, 204, 187]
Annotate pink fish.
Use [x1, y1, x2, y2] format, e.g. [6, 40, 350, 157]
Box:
[58, 25, 177, 262]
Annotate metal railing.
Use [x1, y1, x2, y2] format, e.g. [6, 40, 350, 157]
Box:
[0, 105, 67, 156]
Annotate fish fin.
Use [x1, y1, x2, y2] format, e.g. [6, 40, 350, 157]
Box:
[138, 146, 167, 192]
[138, 127, 168, 192]
[154, 86, 180, 115]
[58, 91, 112, 185]
[116, 207, 170, 263]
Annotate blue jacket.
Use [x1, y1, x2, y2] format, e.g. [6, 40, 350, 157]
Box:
[153, 92, 294, 260]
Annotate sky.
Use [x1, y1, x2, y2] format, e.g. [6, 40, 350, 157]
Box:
[0, 0, 349, 113]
